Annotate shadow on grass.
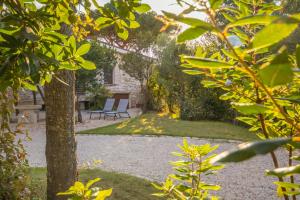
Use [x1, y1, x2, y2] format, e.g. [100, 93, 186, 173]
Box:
[79, 112, 258, 142]
[29, 168, 162, 200]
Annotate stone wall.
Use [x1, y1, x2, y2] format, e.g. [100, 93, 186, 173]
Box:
[17, 64, 143, 109]
[105, 64, 142, 108]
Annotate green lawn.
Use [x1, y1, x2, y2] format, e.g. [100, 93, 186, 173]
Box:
[30, 168, 161, 200]
[79, 113, 258, 141]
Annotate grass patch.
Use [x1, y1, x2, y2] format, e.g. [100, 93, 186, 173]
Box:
[30, 168, 161, 200]
[79, 112, 258, 141]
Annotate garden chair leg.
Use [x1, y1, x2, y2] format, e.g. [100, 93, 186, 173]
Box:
[90, 112, 92, 119]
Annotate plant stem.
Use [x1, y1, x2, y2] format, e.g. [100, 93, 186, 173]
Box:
[258, 113, 289, 200]
[289, 126, 296, 200]
[203, 5, 295, 200]
[289, 145, 296, 200]
[205, 6, 299, 133]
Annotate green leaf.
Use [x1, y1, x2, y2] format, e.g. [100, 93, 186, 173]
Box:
[211, 138, 291, 163]
[201, 80, 221, 88]
[232, 103, 268, 115]
[0, 27, 21, 35]
[178, 17, 212, 29]
[201, 184, 221, 191]
[44, 31, 67, 43]
[76, 43, 91, 56]
[250, 19, 298, 52]
[86, 178, 101, 189]
[129, 21, 140, 29]
[134, 4, 151, 13]
[95, 188, 112, 200]
[60, 63, 80, 70]
[259, 63, 294, 87]
[274, 182, 300, 189]
[276, 96, 300, 104]
[117, 28, 129, 40]
[68, 36, 76, 54]
[80, 60, 96, 70]
[266, 165, 300, 177]
[183, 56, 233, 68]
[226, 15, 277, 29]
[209, 0, 223, 10]
[95, 17, 113, 25]
[57, 190, 76, 196]
[222, 13, 236, 23]
[73, 181, 85, 192]
[163, 11, 213, 30]
[296, 45, 300, 68]
[182, 70, 204, 75]
[177, 27, 206, 43]
[22, 81, 37, 91]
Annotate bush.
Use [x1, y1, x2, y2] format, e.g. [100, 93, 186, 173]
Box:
[149, 36, 234, 121]
[153, 139, 223, 199]
[0, 91, 29, 199]
[180, 86, 234, 121]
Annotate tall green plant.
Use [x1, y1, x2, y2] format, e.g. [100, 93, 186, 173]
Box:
[153, 139, 223, 200]
[162, 0, 300, 199]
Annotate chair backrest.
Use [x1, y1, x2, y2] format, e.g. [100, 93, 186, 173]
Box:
[103, 98, 115, 112]
[117, 99, 129, 112]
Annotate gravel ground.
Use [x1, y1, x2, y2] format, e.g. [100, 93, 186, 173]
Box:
[21, 130, 287, 200]
[15, 109, 288, 200]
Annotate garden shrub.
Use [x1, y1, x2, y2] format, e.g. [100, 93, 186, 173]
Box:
[153, 139, 223, 199]
[0, 90, 29, 200]
[58, 178, 112, 200]
[150, 36, 233, 121]
[180, 78, 234, 121]
[161, 0, 300, 199]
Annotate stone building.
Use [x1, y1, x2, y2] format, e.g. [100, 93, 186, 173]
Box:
[18, 43, 143, 109]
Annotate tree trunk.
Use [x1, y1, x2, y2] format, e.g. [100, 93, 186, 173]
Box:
[76, 92, 83, 123]
[32, 91, 37, 105]
[141, 83, 148, 113]
[37, 85, 45, 102]
[44, 70, 77, 200]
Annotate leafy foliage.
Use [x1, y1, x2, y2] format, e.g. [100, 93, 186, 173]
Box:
[0, 0, 149, 92]
[164, 0, 300, 199]
[58, 178, 112, 200]
[0, 0, 150, 198]
[0, 91, 29, 200]
[77, 41, 116, 109]
[96, 12, 173, 51]
[153, 139, 223, 200]
[149, 34, 233, 121]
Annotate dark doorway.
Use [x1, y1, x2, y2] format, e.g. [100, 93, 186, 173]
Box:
[113, 93, 129, 109]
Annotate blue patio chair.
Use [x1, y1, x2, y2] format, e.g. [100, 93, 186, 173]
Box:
[104, 99, 131, 120]
[89, 98, 115, 120]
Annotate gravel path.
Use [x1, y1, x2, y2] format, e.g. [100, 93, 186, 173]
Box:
[21, 126, 286, 200]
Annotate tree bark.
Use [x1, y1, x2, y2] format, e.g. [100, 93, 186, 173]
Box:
[32, 91, 37, 105]
[44, 70, 77, 200]
[141, 83, 148, 113]
[76, 92, 83, 123]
